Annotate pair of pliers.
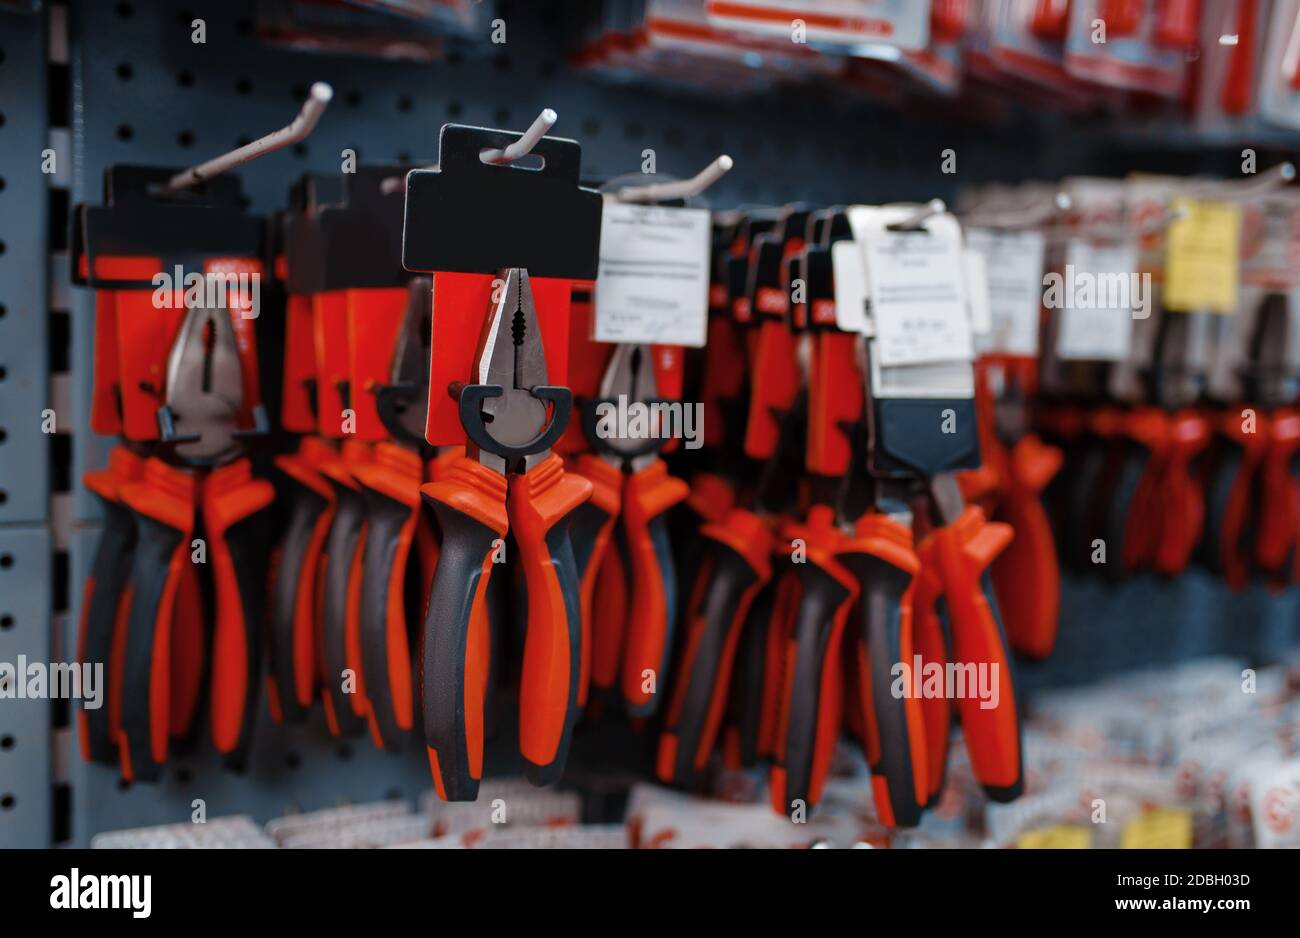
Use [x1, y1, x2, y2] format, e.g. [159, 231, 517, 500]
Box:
[844, 473, 1023, 828]
[420, 268, 592, 801]
[571, 343, 689, 717]
[116, 297, 274, 781]
[353, 276, 442, 750]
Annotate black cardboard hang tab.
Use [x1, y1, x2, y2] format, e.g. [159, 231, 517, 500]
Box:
[285, 167, 411, 294]
[283, 173, 345, 295]
[72, 165, 264, 288]
[870, 398, 980, 477]
[401, 123, 603, 279]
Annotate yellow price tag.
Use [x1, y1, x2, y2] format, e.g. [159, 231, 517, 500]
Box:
[1121, 808, 1193, 849]
[1163, 197, 1242, 314]
[1016, 825, 1093, 849]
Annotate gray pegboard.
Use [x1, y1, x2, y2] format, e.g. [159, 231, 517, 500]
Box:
[0, 526, 53, 848]
[0, 5, 52, 850]
[0, 8, 50, 524]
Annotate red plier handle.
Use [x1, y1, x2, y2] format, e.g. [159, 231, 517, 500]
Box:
[838, 514, 929, 829]
[932, 507, 1023, 802]
[658, 509, 772, 787]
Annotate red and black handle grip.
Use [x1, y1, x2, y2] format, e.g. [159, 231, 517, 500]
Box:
[657, 509, 772, 787]
[78, 446, 145, 765]
[912, 537, 952, 807]
[932, 507, 1023, 802]
[354, 443, 424, 751]
[117, 458, 197, 782]
[991, 435, 1062, 660]
[838, 514, 929, 829]
[266, 438, 336, 724]
[566, 453, 622, 707]
[769, 507, 857, 815]
[508, 453, 593, 786]
[317, 452, 370, 738]
[203, 458, 275, 769]
[619, 460, 690, 717]
[419, 455, 510, 802]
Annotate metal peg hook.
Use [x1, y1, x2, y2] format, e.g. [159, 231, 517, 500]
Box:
[887, 198, 947, 231]
[961, 191, 1073, 230]
[614, 154, 735, 204]
[1185, 159, 1294, 200]
[480, 108, 557, 164]
[163, 82, 334, 192]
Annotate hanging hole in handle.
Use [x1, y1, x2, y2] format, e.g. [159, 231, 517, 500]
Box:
[480, 151, 545, 172]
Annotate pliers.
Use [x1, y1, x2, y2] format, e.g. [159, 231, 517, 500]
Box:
[118, 297, 274, 781]
[574, 343, 689, 717]
[420, 268, 591, 801]
[352, 276, 440, 750]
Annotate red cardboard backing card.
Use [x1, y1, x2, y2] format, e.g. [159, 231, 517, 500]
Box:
[313, 290, 351, 439]
[281, 292, 317, 433]
[425, 271, 573, 447]
[347, 286, 409, 442]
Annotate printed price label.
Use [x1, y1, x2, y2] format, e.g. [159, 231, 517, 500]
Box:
[1120, 808, 1193, 849]
[594, 202, 711, 347]
[965, 228, 1046, 356]
[1016, 825, 1093, 850]
[1163, 197, 1242, 314]
[1053, 240, 1139, 362]
[832, 238, 870, 335]
[863, 229, 973, 367]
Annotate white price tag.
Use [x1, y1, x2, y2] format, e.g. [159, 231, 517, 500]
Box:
[965, 228, 1046, 357]
[594, 202, 711, 347]
[1053, 240, 1138, 362]
[963, 248, 992, 337]
[832, 239, 871, 335]
[862, 228, 972, 367]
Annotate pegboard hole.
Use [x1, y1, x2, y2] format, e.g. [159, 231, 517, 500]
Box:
[0, 614, 12, 629]
[345, 90, 363, 108]
[0, 240, 5, 254]
[177, 130, 195, 148]
[116, 779, 132, 791]
[336, 744, 353, 761]
[292, 143, 308, 159]
[0, 366, 7, 381]
[0, 304, 6, 318]
[493, 53, 510, 73]
[235, 78, 253, 95]
[0, 176, 6, 191]
[1, 427, 9, 443]
[0, 794, 14, 810]
[115, 2, 133, 18]
[0, 554, 13, 569]
[116, 125, 133, 142]
[177, 70, 194, 88]
[175, 766, 193, 784]
[116, 63, 133, 80]
[397, 95, 413, 114]
[0, 113, 6, 129]
[0, 492, 8, 505]
[447, 100, 463, 118]
[285, 751, 301, 770]
[493, 107, 511, 126]
[0, 735, 13, 750]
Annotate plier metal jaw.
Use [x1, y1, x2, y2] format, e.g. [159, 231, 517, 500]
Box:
[457, 267, 572, 475]
[156, 301, 254, 466]
[372, 277, 434, 451]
